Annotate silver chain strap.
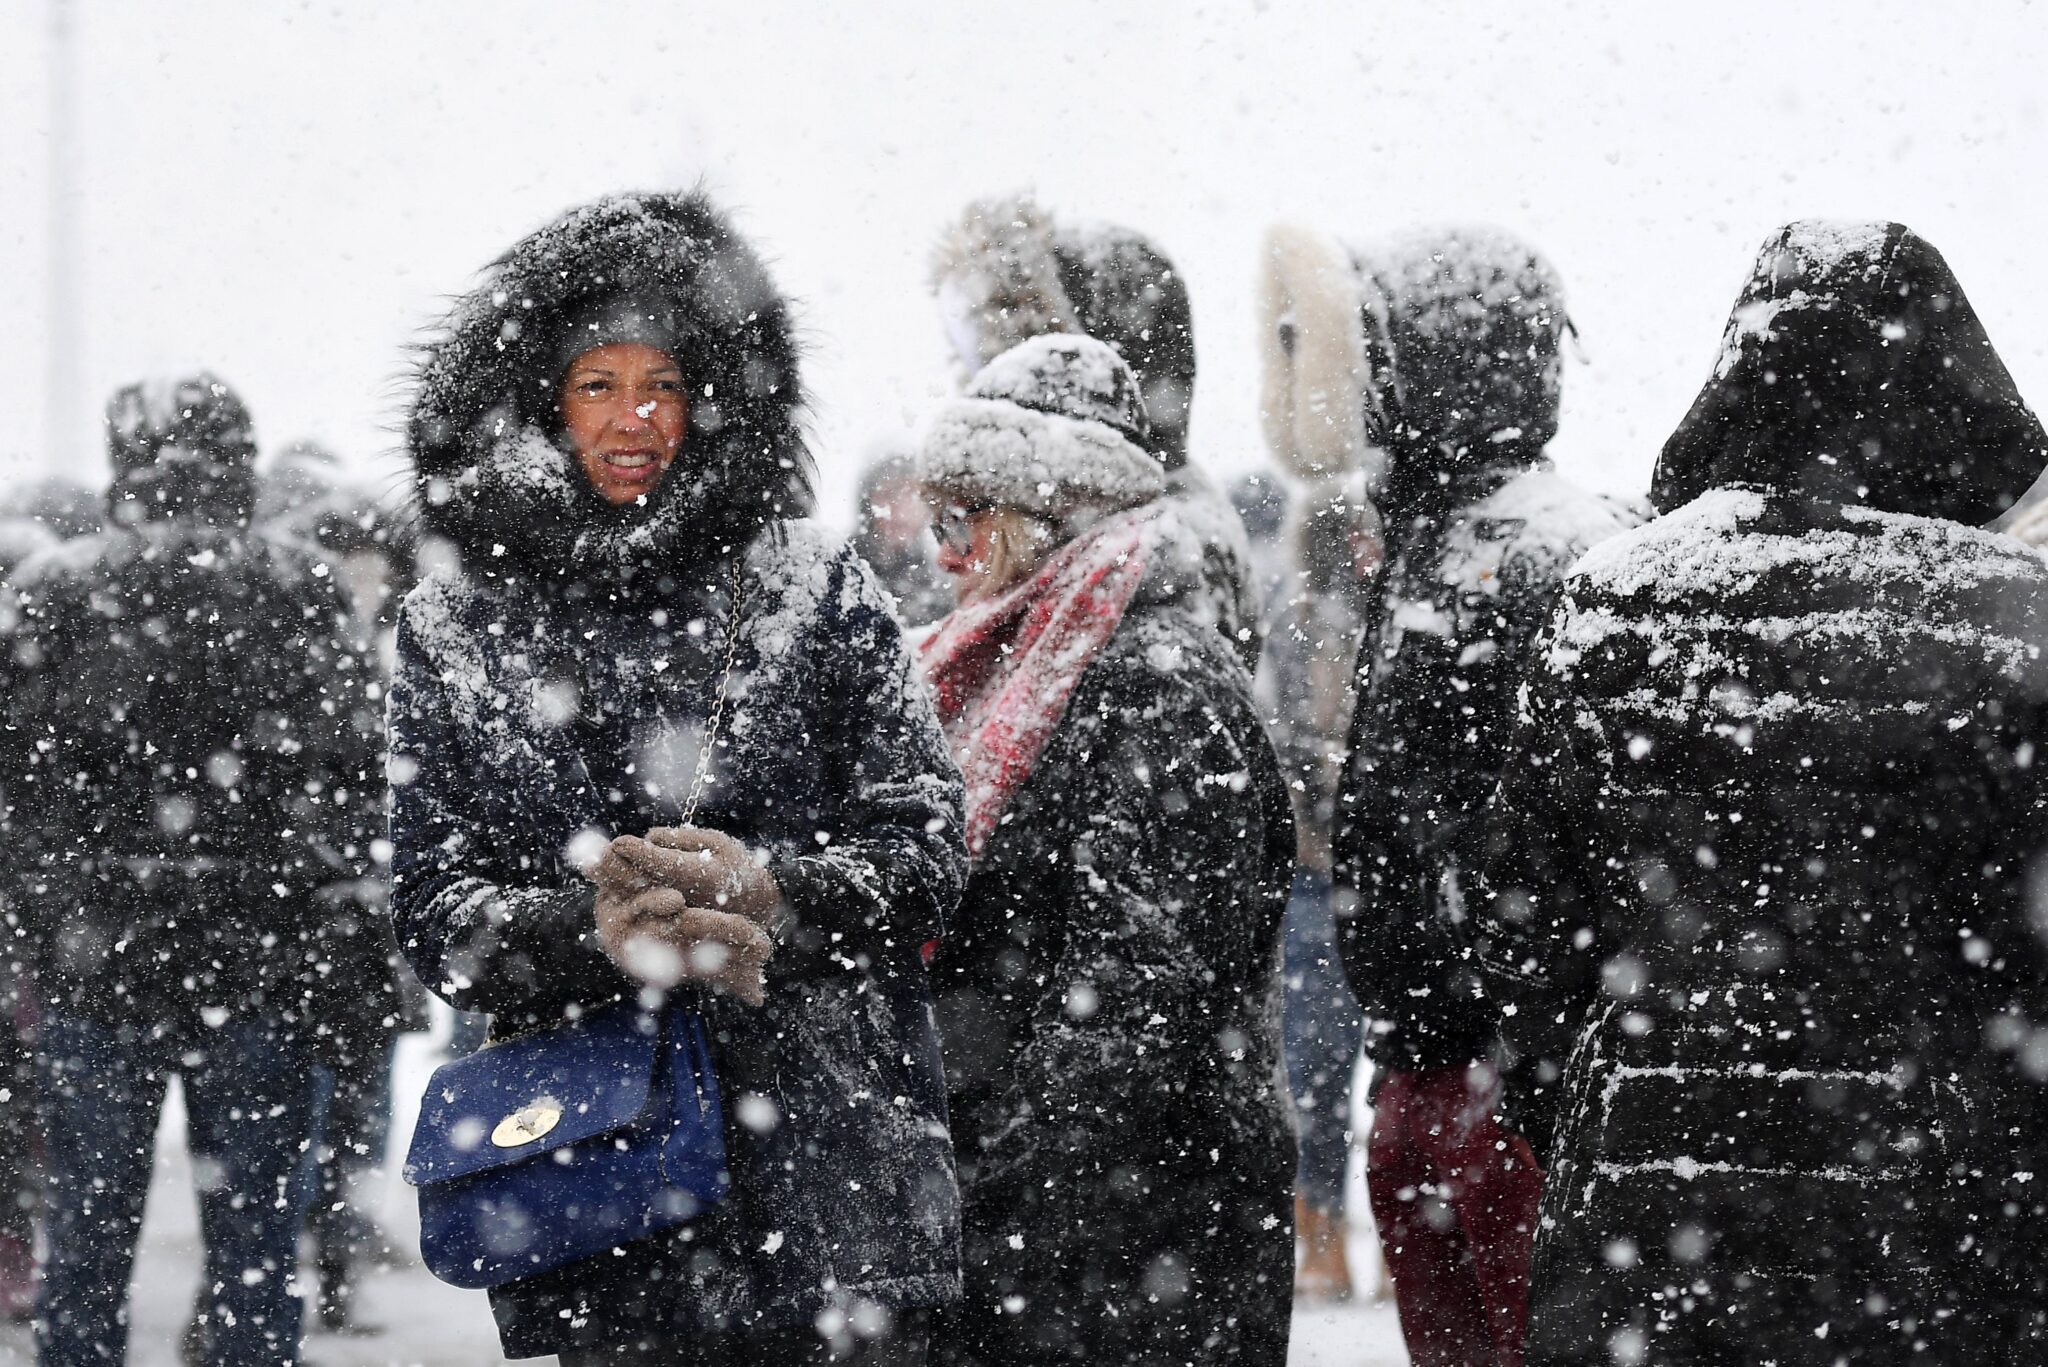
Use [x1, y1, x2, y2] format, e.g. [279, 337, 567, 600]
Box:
[677, 557, 747, 828]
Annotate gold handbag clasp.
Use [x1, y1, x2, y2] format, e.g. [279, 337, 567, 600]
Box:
[491, 1098, 564, 1148]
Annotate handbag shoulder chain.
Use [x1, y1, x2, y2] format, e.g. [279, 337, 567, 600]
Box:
[678, 556, 747, 829]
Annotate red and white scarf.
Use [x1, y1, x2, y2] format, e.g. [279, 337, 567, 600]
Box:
[918, 506, 1161, 860]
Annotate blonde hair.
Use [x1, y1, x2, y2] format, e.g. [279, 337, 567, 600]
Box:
[975, 505, 1061, 597]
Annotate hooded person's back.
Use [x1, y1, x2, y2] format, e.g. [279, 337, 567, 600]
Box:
[1319, 226, 1643, 1078]
[1, 374, 378, 1026]
[1478, 221, 2048, 1364]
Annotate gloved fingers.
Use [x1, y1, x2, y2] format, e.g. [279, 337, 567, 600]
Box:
[590, 843, 659, 894]
[665, 905, 774, 1008]
[643, 825, 752, 863]
[641, 828, 779, 926]
[608, 894, 768, 992]
[609, 835, 727, 900]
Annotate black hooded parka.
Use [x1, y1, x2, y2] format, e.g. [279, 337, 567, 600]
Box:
[1477, 221, 2048, 1365]
[388, 192, 969, 1358]
[1332, 228, 1642, 1081]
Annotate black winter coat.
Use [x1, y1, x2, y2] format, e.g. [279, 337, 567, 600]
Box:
[929, 589, 1296, 1366]
[1478, 221, 2048, 1364]
[391, 190, 968, 1360]
[391, 531, 966, 1356]
[0, 472, 379, 1032]
[1337, 460, 1640, 1077]
[1331, 227, 1642, 1078]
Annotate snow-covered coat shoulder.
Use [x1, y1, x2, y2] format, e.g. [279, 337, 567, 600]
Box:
[1477, 220, 2048, 1362]
[929, 587, 1295, 1363]
[387, 523, 968, 1354]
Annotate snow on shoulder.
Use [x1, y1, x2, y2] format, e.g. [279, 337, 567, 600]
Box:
[1570, 487, 2044, 606]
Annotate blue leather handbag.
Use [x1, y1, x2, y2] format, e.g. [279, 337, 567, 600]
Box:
[404, 1002, 730, 1289]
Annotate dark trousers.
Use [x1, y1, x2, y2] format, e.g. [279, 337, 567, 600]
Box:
[305, 1037, 395, 1214]
[1280, 867, 1363, 1211]
[34, 1013, 317, 1367]
[558, 1310, 930, 1366]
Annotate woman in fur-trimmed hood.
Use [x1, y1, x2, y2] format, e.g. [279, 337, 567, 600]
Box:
[389, 190, 968, 1364]
[914, 334, 1297, 1366]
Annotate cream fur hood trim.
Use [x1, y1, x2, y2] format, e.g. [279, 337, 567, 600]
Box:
[1257, 222, 1384, 494]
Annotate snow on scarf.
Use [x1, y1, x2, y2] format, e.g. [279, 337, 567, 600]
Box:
[919, 505, 1160, 859]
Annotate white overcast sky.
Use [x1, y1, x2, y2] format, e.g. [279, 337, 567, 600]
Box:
[4, 1, 2047, 523]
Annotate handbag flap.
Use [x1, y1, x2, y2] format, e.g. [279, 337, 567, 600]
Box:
[404, 1004, 660, 1187]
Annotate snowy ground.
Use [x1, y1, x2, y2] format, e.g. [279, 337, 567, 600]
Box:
[0, 1030, 1406, 1366]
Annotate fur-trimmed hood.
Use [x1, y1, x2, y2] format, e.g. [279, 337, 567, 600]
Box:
[406, 190, 812, 582]
[1258, 223, 1568, 516]
[1654, 219, 2048, 523]
[931, 194, 1196, 470]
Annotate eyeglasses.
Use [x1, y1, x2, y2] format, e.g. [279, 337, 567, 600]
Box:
[931, 502, 989, 556]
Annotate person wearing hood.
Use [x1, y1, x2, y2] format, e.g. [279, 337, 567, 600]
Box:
[929, 192, 1263, 668]
[388, 190, 967, 1364]
[1261, 222, 1643, 1366]
[1, 374, 380, 1367]
[1476, 221, 2048, 1365]
[914, 333, 1296, 1365]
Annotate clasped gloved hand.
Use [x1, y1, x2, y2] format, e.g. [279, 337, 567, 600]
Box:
[588, 826, 783, 1006]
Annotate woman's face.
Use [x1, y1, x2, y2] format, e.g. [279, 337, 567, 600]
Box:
[931, 498, 1047, 604]
[558, 342, 688, 506]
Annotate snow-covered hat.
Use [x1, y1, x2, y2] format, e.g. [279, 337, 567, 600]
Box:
[916, 334, 1166, 518]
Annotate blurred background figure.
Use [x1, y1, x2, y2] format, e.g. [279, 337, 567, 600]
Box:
[851, 443, 950, 628]
[1246, 472, 1384, 1305]
[1228, 470, 1292, 591]
[251, 440, 421, 1335]
[0, 479, 106, 543]
[4, 374, 381, 1367]
[256, 439, 420, 641]
[1261, 220, 1642, 1367]
[0, 514, 63, 1323]
[930, 191, 1262, 665]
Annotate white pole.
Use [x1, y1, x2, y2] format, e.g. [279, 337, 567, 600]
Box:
[45, 0, 82, 474]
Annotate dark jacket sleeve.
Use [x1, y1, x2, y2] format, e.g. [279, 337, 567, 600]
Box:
[764, 546, 966, 960]
[977, 632, 1290, 1178]
[1473, 622, 1608, 1148]
[386, 599, 631, 1018]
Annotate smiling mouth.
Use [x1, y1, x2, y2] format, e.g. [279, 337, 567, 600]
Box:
[601, 451, 663, 478]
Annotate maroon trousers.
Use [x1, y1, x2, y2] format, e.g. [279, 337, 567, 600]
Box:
[1367, 1064, 1544, 1367]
